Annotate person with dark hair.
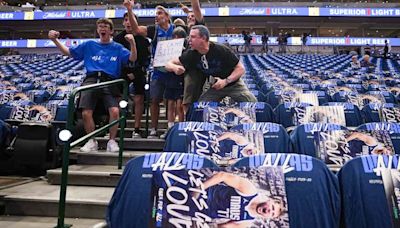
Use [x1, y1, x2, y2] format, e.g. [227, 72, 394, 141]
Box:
[48, 18, 137, 152]
[180, 0, 208, 114]
[180, 0, 205, 29]
[113, 12, 150, 138]
[166, 25, 257, 103]
[383, 40, 391, 59]
[124, 0, 186, 138]
[261, 32, 269, 54]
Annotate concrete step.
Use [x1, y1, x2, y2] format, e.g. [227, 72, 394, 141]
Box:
[0, 216, 105, 228]
[71, 149, 161, 166]
[0, 180, 113, 219]
[94, 137, 165, 151]
[126, 119, 168, 129]
[47, 165, 123, 187]
[115, 127, 167, 138]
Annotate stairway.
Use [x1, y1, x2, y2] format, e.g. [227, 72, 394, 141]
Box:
[0, 110, 167, 227]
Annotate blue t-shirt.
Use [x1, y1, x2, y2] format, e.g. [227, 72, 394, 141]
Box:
[69, 40, 130, 79]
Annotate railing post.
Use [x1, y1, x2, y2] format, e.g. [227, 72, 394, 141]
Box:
[56, 90, 77, 228]
[118, 81, 128, 169]
[55, 79, 127, 227]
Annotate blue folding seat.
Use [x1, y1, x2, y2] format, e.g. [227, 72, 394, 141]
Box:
[338, 155, 398, 228]
[106, 153, 218, 228]
[17, 83, 34, 92]
[331, 91, 359, 103]
[274, 102, 312, 128]
[185, 102, 219, 122]
[231, 122, 292, 153]
[367, 90, 396, 104]
[304, 90, 330, 105]
[163, 122, 224, 152]
[237, 102, 274, 122]
[362, 103, 399, 123]
[26, 90, 50, 104]
[290, 123, 348, 157]
[233, 153, 340, 228]
[324, 102, 363, 127]
[356, 122, 400, 154]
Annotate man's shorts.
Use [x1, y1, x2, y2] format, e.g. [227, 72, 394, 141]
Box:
[78, 76, 119, 110]
[127, 69, 146, 96]
[164, 74, 184, 100]
[183, 69, 207, 105]
[150, 77, 167, 100]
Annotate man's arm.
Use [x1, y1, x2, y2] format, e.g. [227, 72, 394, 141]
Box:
[48, 30, 71, 57]
[124, 34, 137, 62]
[191, 0, 203, 22]
[165, 58, 186, 75]
[212, 61, 245, 90]
[124, 0, 147, 37]
[203, 171, 257, 195]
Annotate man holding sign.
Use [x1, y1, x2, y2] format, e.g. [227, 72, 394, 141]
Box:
[124, 0, 185, 138]
[166, 25, 257, 103]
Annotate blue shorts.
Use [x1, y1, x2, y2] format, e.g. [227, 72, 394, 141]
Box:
[165, 88, 183, 100]
[150, 77, 167, 100]
[165, 74, 183, 100]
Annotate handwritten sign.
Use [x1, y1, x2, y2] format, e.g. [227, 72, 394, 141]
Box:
[153, 38, 184, 67]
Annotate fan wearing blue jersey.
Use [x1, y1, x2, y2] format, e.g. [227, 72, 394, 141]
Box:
[345, 131, 393, 155]
[48, 18, 137, 152]
[194, 171, 286, 227]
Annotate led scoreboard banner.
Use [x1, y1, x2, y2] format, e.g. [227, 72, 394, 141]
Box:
[2, 7, 400, 20]
[1, 36, 399, 48]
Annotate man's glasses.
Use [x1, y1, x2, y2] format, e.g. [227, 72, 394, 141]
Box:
[201, 55, 208, 70]
[97, 24, 111, 29]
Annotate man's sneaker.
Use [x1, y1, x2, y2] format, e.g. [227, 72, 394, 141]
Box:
[160, 132, 168, 139]
[107, 139, 120, 152]
[132, 132, 142, 139]
[80, 139, 98, 152]
[147, 130, 158, 139]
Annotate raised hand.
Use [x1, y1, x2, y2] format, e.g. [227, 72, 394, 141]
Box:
[48, 30, 60, 40]
[123, 0, 134, 10]
[124, 34, 135, 44]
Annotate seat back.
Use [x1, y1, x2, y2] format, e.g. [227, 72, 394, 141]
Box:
[163, 122, 224, 152]
[231, 122, 292, 153]
[324, 102, 363, 127]
[13, 122, 58, 175]
[338, 155, 398, 228]
[233, 153, 340, 228]
[106, 152, 217, 228]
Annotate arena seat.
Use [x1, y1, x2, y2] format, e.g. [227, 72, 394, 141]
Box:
[233, 153, 340, 228]
[163, 122, 224, 152]
[106, 153, 218, 228]
[338, 155, 398, 228]
[231, 122, 292, 153]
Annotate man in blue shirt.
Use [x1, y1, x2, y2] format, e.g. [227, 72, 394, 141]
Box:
[48, 18, 137, 152]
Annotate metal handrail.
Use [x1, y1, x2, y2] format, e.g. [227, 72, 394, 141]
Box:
[56, 79, 128, 228]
